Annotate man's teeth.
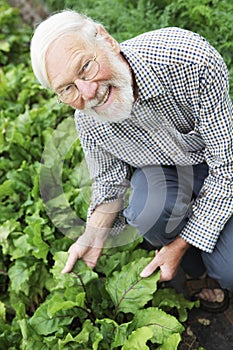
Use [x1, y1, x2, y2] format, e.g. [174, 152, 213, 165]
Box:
[97, 88, 110, 107]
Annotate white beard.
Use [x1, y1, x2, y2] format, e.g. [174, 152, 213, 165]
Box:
[81, 50, 134, 123]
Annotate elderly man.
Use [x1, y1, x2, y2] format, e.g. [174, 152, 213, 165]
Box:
[30, 10, 233, 312]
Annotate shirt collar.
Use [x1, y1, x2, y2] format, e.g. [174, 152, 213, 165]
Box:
[120, 46, 166, 100]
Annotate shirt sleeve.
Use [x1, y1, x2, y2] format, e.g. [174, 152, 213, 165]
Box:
[74, 120, 131, 235]
[180, 47, 233, 252]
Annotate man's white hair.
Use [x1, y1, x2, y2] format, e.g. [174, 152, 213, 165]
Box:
[30, 10, 99, 89]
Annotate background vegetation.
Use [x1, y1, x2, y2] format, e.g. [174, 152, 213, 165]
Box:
[1, 0, 233, 348]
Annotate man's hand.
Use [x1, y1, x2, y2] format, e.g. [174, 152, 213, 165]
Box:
[140, 237, 190, 281]
[62, 200, 122, 274]
[62, 227, 106, 273]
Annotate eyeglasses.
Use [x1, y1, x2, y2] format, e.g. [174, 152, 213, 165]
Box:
[57, 53, 100, 104]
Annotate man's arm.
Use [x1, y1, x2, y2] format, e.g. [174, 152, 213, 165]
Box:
[62, 199, 122, 273]
[179, 49, 233, 252]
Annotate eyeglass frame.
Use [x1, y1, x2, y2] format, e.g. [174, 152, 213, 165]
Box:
[56, 52, 100, 104]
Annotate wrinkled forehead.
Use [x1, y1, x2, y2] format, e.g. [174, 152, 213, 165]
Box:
[46, 32, 91, 59]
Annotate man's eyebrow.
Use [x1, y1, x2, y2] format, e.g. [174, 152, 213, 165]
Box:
[54, 71, 79, 92]
[55, 81, 73, 92]
[54, 54, 89, 92]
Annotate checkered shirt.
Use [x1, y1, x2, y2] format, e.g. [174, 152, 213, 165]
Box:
[74, 27, 233, 253]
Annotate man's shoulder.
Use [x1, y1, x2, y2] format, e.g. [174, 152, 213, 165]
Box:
[121, 27, 206, 46]
[121, 27, 211, 65]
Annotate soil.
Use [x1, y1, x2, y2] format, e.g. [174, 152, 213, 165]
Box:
[179, 293, 233, 350]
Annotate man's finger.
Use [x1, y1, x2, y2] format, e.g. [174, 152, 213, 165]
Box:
[61, 244, 83, 274]
[62, 253, 79, 274]
[83, 247, 103, 269]
[140, 254, 159, 278]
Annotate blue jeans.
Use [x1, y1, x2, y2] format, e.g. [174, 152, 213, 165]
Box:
[124, 164, 233, 290]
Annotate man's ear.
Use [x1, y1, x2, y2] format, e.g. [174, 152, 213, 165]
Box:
[96, 25, 121, 53]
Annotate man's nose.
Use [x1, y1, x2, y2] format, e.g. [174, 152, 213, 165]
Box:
[74, 78, 98, 100]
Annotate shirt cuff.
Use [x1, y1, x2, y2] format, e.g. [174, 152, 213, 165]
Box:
[180, 218, 220, 253]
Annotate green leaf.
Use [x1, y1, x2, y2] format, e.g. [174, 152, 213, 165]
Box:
[47, 292, 85, 317]
[92, 331, 103, 350]
[122, 326, 153, 350]
[0, 302, 6, 321]
[96, 318, 131, 348]
[8, 259, 31, 295]
[58, 333, 80, 348]
[11, 234, 32, 260]
[18, 318, 28, 341]
[152, 288, 199, 322]
[0, 40, 10, 52]
[50, 251, 98, 291]
[24, 219, 49, 262]
[73, 186, 91, 219]
[9, 259, 48, 301]
[29, 299, 74, 336]
[0, 179, 14, 199]
[58, 319, 102, 349]
[106, 257, 160, 314]
[96, 251, 128, 277]
[96, 246, 152, 277]
[112, 321, 133, 349]
[13, 301, 26, 320]
[73, 159, 91, 188]
[157, 333, 181, 350]
[49, 251, 77, 291]
[130, 307, 184, 345]
[0, 219, 21, 253]
[18, 319, 51, 350]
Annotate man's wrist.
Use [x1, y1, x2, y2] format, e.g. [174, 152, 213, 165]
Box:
[87, 201, 121, 230]
[94, 199, 124, 214]
[174, 236, 190, 252]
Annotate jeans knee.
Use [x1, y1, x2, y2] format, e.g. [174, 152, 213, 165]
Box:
[203, 253, 233, 291]
[125, 201, 189, 247]
[215, 268, 233, 291]
[212, 268, 233, 291]
[123, 203, 159, 234]
[124, 165, 193, 248]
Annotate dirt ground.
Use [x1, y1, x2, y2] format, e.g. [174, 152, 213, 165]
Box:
[179, 293, 233, 350]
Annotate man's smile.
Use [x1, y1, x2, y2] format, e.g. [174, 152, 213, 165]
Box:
[95, 86, 112, 109]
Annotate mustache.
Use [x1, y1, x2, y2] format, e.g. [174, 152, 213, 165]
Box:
[85, 80, 122, 109]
